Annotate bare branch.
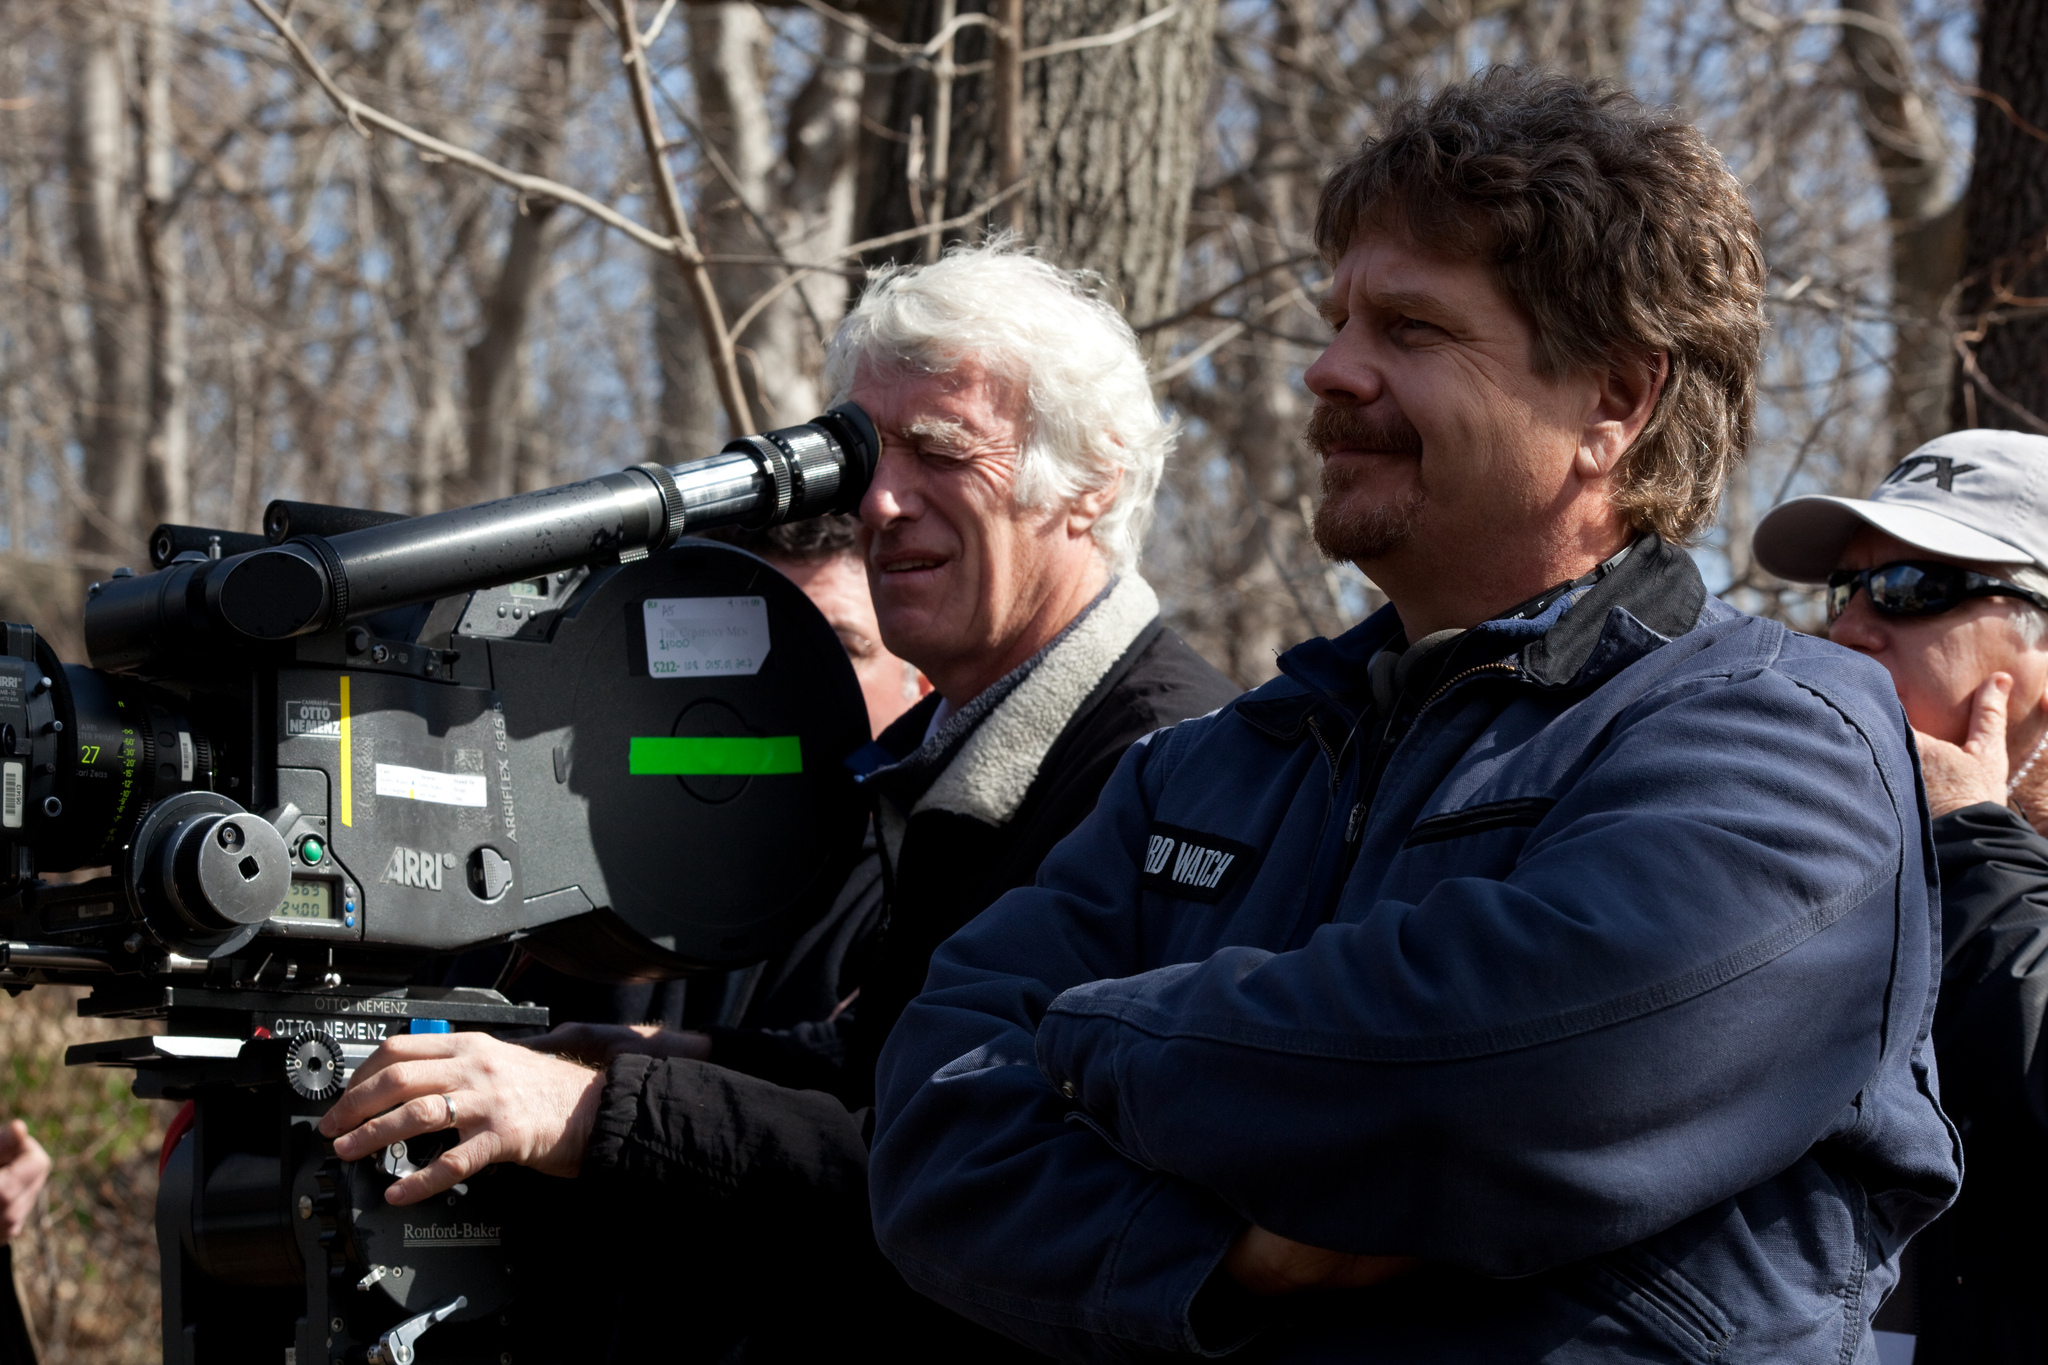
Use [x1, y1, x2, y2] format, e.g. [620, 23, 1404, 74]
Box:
[1022, 1, 1186, 62]
[925, 0, 958, 262]
[648, 77, 829, 344]
[789, 0, 993, 60]
[1955, 82, 2048, 148]
[994, 0, 1024, 233]
[1152, 288, 1314, 387]
[788, 0, 1178, 78]
[1730, 2, 1915, 50]
[1954, 331, 2048, 433]
[725, 180, 1029, 341]
[243, 0, 679, 259]
[639, 0, 680, 47]
[1135, 254, 1320, 334]
[612, 0, 752, 432]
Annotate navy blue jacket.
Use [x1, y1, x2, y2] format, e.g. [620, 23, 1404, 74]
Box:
[869, 538, 1960, 1362]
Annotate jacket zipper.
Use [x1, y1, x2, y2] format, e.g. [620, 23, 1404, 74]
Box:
[1304, 713, 1356, 799]
[1306, 656, 1524, 935]
[1418, 659, 1520, 714]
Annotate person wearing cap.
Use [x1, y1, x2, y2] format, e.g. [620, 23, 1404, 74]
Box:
[1753, 427, 2048, 1365]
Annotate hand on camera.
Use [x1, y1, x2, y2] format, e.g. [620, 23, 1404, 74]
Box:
[0, 1119, 50, 1243]
[317, 1033, 605, 1206]
[1223, 1225, 1418, 1297]
[1914, 673, 2013, 818]
[524, 1022, 711, 1067]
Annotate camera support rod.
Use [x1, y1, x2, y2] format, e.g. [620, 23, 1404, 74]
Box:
[87, 405, 878, 668]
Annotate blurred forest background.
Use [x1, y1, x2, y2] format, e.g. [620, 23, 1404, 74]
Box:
[1, 0, 2045, 1356]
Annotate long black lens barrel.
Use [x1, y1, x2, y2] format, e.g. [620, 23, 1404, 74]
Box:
[85, 405, 878, 662]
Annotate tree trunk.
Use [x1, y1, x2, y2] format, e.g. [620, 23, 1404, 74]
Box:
[362, 7, 468, 516]
[1839, 0, 1961, 458]
[691, 3, 809, 426]
[859, 0, 1218, 328]
[1949, 0, 2048, 433]
[139, 0, 189, 527]
[67, 3, 153, 559]
[459, 0, 582, 506]
[1166, 3, 1330, 682]
[651, 6, 865, 459]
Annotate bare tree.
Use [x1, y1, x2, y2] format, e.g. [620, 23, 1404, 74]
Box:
[140, 0, 191, 526]
[0, 1, 1999, 1350]
[459, 0, 586, 504]
[1950, 0, 2048, 433]
[859, 0, 1219, 327]
[67, 3, 156, 560]
[652, 1, 867, 461]
[1840, 0, 1961, 454]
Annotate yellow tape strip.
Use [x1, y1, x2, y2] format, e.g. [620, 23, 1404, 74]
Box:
[339, 675, 352, 828]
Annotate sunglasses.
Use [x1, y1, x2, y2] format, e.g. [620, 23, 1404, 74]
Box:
[1826, 559, 2048, 624]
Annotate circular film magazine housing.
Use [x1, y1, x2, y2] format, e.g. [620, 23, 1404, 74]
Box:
[489, 538, 870, 979]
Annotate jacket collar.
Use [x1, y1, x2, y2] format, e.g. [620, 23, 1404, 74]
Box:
[863, 574, 1161, 828]
[1239, 534, 1707, 739]
[1519, 533, 1706, 686]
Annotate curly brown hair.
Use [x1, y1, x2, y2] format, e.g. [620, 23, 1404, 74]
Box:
[1315, 67, 1766, 545]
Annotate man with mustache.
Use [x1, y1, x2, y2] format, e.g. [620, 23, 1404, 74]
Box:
[866, 69, 1959, 1361]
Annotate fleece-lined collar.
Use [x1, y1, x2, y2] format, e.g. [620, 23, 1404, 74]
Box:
[864, 574, 1160, 830]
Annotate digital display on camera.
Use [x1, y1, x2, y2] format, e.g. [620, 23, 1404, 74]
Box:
[276, 878, 336, 921]
[507, 577, 549, 599]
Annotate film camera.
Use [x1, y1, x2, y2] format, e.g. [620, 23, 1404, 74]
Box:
[0, 407, 880, 1363]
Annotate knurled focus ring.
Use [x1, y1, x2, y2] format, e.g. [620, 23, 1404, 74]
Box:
[287, 535, 350, 628]
[737, 436, 793, 525]
[773, 428, 840, 517]
[633, 462, 688, 548]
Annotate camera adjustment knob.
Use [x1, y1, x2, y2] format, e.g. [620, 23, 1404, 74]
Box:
[163, 809, 292, 929]
[284, 1030, 346, 1101]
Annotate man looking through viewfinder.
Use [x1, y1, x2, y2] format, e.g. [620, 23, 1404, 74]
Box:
[316, 244, 1237, 1359]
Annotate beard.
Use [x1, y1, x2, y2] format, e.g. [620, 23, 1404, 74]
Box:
[1305, 403, 1427, 563]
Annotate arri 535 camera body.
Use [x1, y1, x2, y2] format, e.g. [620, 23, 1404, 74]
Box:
[0, 406, 880, 1364]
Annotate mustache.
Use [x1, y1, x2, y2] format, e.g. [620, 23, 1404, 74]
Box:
[1303, 403, 1423, 460]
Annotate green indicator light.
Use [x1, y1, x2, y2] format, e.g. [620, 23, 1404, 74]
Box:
[629, 736, 803, 776]
[299, 835, 326, 865]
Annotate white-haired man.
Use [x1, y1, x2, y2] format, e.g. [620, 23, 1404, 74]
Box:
[317, 245, 1238, 1358]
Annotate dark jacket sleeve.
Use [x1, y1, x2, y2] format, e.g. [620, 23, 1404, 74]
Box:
[1930, 801, 2048, 1136]
[577, 1056, 968, 1358]
[704, 1015, 857, 1095]
[582, 1053, 869, 1216]
[870, 657, 1930, 1360]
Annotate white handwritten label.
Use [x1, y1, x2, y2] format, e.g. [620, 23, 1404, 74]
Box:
[1, 762, 20, 829]
[643, 597, 771, 677]
[374, 763, 487, 809]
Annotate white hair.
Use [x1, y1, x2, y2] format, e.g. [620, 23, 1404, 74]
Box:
[2006, 564, 2048, 648]
[822, 241, 1173, 575]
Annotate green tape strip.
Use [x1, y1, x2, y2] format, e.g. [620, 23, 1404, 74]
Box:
[629, 736, 803, 776]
